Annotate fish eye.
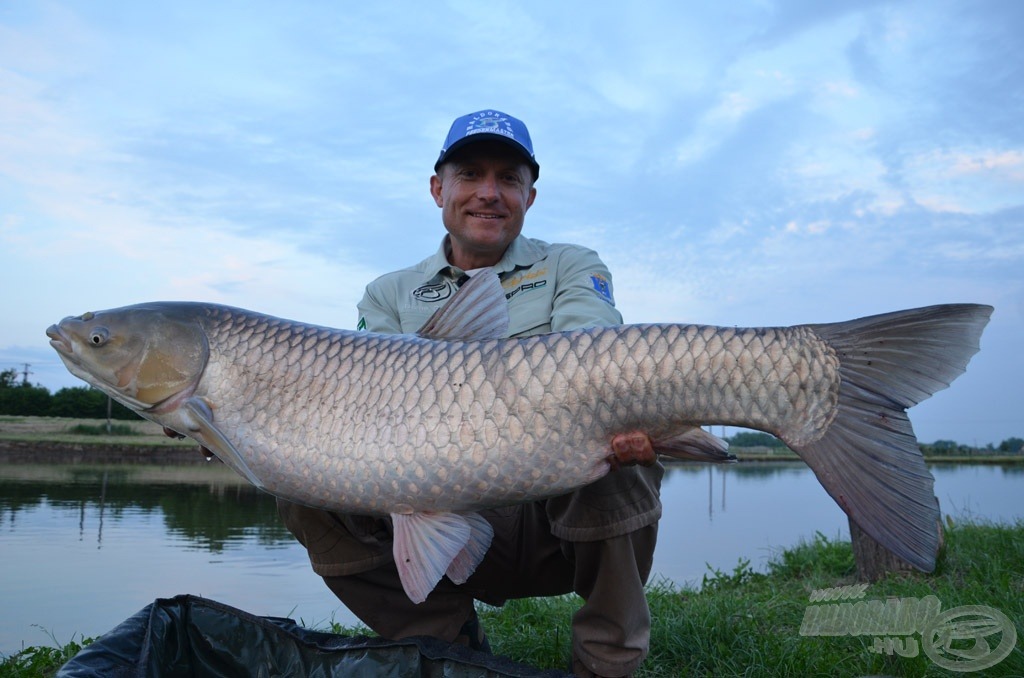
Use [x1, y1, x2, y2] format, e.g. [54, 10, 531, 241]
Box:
[89, 328, 109, 346]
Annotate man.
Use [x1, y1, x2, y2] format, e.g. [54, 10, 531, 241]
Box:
[278, 110, 663, 678]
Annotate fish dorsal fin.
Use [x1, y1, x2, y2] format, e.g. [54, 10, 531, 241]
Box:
[181, 397, 265, 490]
[417, 268, 509, 340]
[392, 511, 492, 603]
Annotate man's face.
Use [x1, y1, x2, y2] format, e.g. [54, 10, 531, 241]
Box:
[430, 141, 537, 269]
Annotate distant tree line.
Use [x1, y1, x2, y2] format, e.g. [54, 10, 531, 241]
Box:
[0, 369, 140, 420]
[724, 430, 1023, 455]
[3, 368, 1022, 453]
[920, 437, 1024, 455]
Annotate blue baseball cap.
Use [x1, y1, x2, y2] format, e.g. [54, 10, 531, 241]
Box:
[435, 109, 539, 179]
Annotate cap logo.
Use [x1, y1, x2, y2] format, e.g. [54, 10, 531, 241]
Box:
[436, 109, 538, 177]
[465, 111, 515, 140]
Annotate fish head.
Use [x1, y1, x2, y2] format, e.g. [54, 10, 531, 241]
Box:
[46, 303, 209, 413]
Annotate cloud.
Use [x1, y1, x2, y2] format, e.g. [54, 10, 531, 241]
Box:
[1, 1, 1021, 444]
[947, 150, 1024, 179]
[900, 146, 1024, 214]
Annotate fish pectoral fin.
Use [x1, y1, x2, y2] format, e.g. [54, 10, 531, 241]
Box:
[654, 427, 736, 463]
[445, 512, 494, 585]
[182, 397, 265, 490]
[416, 267, 509, 340]
[392, 511, 486, 604]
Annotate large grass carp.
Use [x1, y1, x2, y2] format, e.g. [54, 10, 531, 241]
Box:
[46, 271, 991, 602]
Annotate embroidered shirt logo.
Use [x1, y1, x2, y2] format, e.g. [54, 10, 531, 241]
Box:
[412, 281, 455, 303]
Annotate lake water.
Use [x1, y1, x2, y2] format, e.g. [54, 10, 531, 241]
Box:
[1, 458, 1021, 655]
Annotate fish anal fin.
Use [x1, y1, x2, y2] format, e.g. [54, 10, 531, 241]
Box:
[181, 397, 265, 490]
[652, 427, 736, 464]
[416, 268, 509, 340]
[608, 427, 734, 469]
[392, 512, 473, 604]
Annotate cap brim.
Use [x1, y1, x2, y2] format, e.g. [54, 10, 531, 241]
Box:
[435, 134, 539, 178]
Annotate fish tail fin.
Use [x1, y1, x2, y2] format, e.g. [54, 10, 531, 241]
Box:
[784, 303, 993, 572]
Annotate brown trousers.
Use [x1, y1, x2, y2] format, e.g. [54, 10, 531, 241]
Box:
[278, 463, 663, 677]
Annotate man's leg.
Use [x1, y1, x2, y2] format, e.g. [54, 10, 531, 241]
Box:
[468, 475, 662, 677]
[323, 564, 482, 645]
[465, 498, 657, 677]
[567, 526, 658, 678]
[544, 463, 664, 678]
[278, 499, 480, 645]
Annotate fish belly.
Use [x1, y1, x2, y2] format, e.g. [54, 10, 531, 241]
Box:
[198, 322, 839, 515]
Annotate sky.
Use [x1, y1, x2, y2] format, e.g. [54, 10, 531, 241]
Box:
[1, 0, 1021, 446]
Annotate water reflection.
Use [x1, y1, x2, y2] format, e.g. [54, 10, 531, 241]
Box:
[0, 461, 822, 560]
[1, 461, 352, 657]
[0, 464, 293, 552]
[1, 459, 1021, 656]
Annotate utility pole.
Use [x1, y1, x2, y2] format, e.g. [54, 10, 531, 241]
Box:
[20, 363, 32, 386]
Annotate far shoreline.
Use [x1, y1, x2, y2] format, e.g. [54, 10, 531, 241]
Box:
[0, 439, 210, 464]
[1, 438, 1021, 465]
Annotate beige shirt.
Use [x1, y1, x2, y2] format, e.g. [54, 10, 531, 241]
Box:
[354, 235, 663, 543]
[356, 235, 623, 337]
[278, 235, 662, 580]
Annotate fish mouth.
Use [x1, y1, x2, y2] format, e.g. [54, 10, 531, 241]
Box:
[46, 325, 73, 356]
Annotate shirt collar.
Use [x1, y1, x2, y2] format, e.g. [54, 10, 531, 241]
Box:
[423, 235, 547, 283]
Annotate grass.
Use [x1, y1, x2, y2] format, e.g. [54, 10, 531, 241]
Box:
[4, 520, 1021, 677]
[65, 423, 138, 436]
[326, 519, 1023, 676]
[0, 630, 94, 678]
[320, 519, 1024, 676]
[0, 416, 193, 448]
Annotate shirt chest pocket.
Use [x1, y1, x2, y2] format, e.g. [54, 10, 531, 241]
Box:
[401, 302, 551, 338]
[398, 308, 437, 334]
[398, 280, 555, 338]
[507, 286, 555, 338]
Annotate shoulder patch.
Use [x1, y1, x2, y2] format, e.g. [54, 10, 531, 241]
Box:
[589, 273, 614, 304]
[356, 316, 367, 331]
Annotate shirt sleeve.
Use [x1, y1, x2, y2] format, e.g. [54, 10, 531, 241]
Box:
[356, 277, 404, 334]
[549, 246, 624, 332]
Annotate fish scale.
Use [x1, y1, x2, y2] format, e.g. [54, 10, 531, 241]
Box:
[200, 317, 833, 515]
[47, 270, 991, 603]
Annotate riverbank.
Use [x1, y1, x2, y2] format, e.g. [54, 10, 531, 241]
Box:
[3, 519, 1020, 676]
[3, 416, 1020, 465]
[734, 450, 1024, 464]
[0, 415, 192, 445]
[0, 416, 201, 464]
[468, 518, 1024, 675]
